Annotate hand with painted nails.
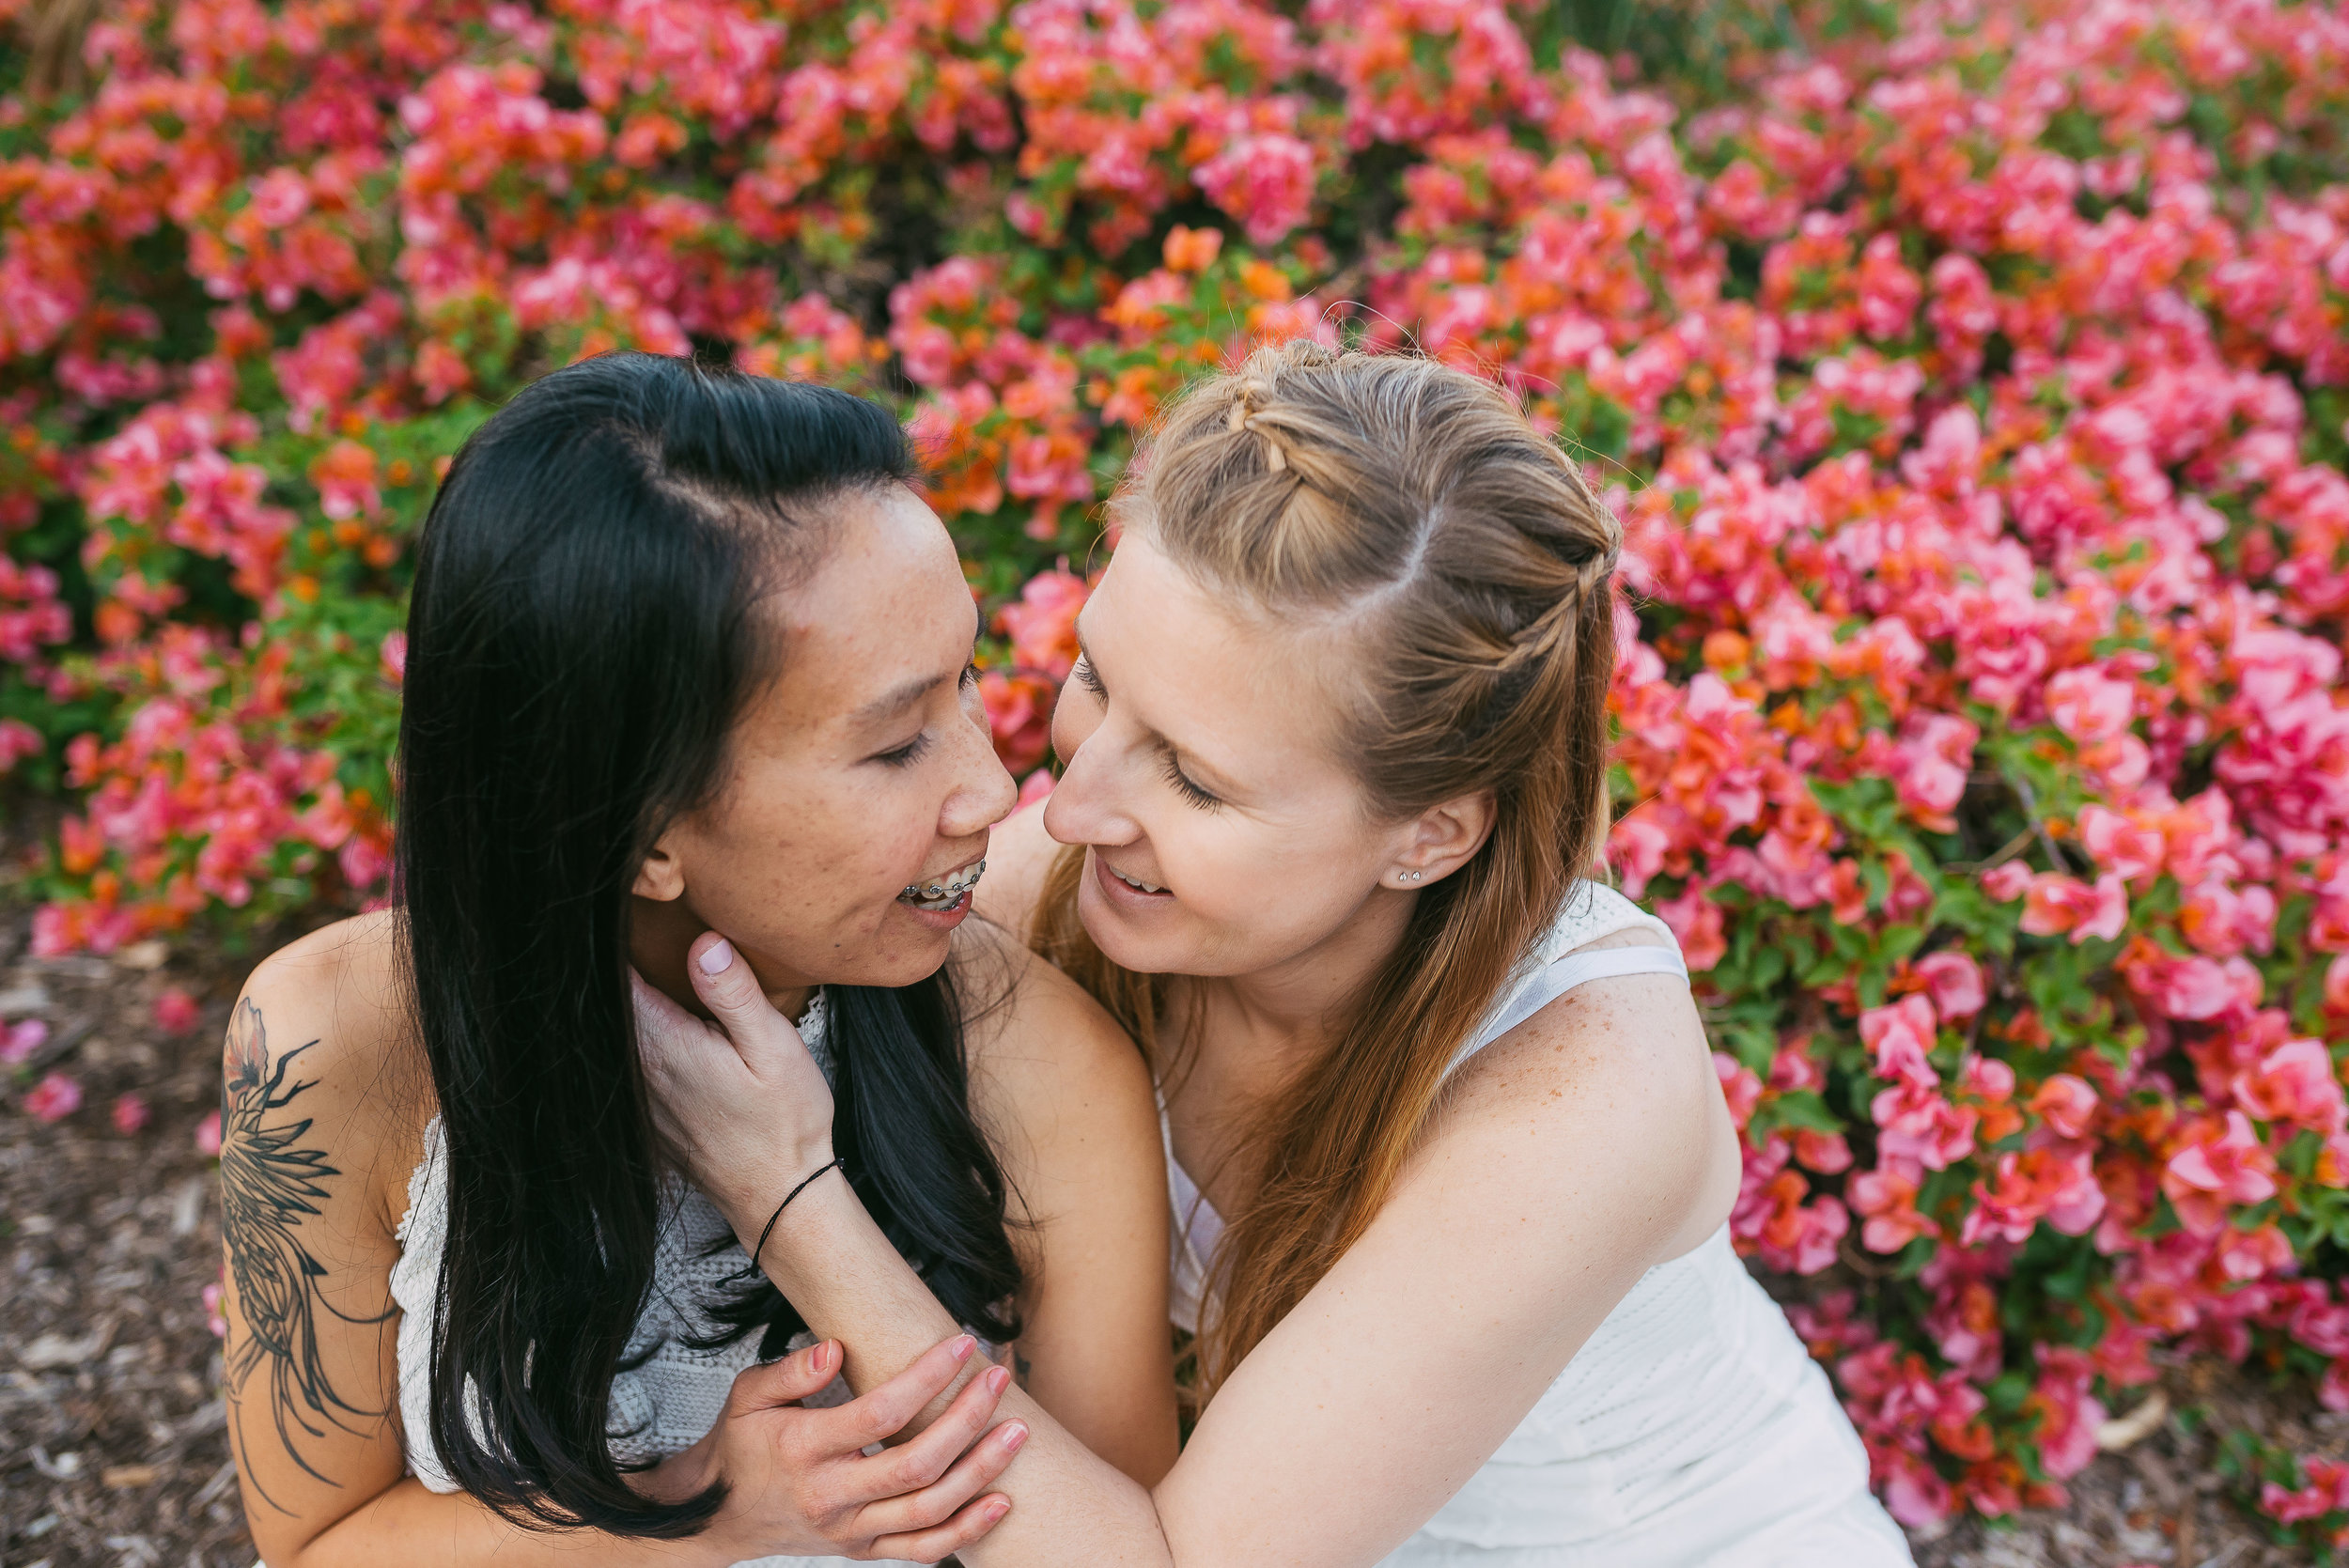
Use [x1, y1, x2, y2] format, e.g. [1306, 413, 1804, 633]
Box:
[648, 1330, 1028, 1565]
[632, 928, 840, 1234]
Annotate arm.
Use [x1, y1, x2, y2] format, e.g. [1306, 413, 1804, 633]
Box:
[643, 932, 1733, 1568]
[222, 957, 1024, 1568]
[956, 923, 1179, 1485]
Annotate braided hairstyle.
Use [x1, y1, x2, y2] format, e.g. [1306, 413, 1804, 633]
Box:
[1033, 339, 1624, 1399]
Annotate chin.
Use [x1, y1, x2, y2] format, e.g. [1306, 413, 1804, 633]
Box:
[797, 908, 957, 990]
[1075, 873, 1190, 977]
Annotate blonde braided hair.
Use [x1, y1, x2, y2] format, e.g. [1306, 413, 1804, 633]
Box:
[1034, 339, 1625, 1402]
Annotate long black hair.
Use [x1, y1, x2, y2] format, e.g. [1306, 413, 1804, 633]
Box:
[393, 351, 1024, 1538]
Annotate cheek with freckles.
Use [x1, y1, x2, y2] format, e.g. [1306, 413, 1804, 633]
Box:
[677, 768, 948, 983]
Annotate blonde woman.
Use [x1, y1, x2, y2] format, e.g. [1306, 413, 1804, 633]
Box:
[636, 342, 1914, 1565]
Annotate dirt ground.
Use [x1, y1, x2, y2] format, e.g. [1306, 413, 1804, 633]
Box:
[0, 859, 2330, 1567]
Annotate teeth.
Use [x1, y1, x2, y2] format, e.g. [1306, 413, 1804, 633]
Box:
[1110, 866, 1167, 894]
[898, 860, 986, 908]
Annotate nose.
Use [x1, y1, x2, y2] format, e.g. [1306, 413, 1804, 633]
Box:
[1040, 718, 1141, 851]
[944, 693, 1019, 841]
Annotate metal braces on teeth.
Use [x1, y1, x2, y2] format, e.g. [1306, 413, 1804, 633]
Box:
[900, 859, 986, 904]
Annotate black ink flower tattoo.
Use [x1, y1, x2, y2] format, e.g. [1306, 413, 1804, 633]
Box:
[220, 999, 389, 1513]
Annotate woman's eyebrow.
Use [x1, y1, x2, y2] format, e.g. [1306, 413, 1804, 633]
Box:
[855, 613, 983, 724]
[853, 672, 950, 724]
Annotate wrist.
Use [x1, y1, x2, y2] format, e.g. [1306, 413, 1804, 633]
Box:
[729, 1145, 844, 1268]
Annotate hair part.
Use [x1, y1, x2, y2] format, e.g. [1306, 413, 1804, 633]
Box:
[1034, 340, 1621, 1402]
[396, 350, 1021, 1538]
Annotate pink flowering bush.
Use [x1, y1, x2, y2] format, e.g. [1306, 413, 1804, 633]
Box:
[2223, 1427, 2349, 1558]
[6, 0, 2349, 1535]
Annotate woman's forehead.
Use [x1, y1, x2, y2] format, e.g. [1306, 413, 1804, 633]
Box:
[1088, 538, 1363, 784]
[755, 489, 975, 731]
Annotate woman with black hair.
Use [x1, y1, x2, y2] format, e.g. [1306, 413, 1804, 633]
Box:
[216, 351, 1176, 1566]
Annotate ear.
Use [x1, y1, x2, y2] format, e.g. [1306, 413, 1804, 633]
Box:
[632, 829, 688, 902]
[1385, 791, 1497, 891]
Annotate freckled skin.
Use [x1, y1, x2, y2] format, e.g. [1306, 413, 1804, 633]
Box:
[631, 486, 1019, 1010]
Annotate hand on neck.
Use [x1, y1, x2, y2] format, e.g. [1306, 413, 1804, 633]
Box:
[628, 893, 815, 1027]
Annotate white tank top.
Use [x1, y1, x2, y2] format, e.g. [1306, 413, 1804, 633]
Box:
[1165, 882, 1916, 1567]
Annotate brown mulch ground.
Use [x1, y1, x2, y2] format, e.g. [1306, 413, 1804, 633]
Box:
[0, 845, 2329, 1567]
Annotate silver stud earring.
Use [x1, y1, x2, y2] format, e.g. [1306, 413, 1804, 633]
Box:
[1401, 870, 1423, 883]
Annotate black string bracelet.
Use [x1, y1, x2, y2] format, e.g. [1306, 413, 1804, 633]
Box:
[740, 1156, 847, 1279]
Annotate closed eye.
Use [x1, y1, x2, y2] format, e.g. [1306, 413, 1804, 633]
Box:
[1073, 656, 1106, 698]
[874, 732, 931, 768]
[1160, 748, 1221, 811]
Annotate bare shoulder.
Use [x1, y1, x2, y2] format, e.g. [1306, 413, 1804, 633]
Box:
[234, 909, 429, 1230]
[951, 915, 1150, 1098]
[970, 803, 1063, 942]
[1430, 927, 1735, 1264]
[948, 917, 1157, 1188]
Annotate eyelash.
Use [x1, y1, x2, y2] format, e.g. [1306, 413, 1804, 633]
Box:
[1074, 657, 1218, 808]
[877, 734, 931, 768]
[1160, 749, 1221, 811]
[877, 662, 981, 768]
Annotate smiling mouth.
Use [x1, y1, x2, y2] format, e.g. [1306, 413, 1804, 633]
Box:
[899, 860, 986, 911]
[1106, 863, 1170, 895]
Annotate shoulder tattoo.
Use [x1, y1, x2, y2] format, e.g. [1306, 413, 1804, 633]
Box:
[219, 998, 391, 1513]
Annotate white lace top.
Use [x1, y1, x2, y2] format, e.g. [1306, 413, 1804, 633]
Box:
[1167, 882, 1917, 1567]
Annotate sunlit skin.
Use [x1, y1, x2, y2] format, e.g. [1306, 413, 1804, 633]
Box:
[630, 484, 1017, 1020]
[1032, 531, 1517, 1199]
[216, 483, 1178, 1568]
[635, 518, 1743, 1568]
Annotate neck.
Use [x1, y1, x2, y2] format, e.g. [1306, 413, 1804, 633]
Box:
[628, 894, 814, 1026]
[1171, 885, 1418, 1102]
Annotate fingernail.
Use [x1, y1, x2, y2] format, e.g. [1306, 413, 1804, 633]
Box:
[987, 1498, 1011, 1522]
[812, 1340, 834, 1375]
[697, 938, 735, 975]
[999, 1421, 1028, 1452]
[985, 1364, 1010, 1395]
[951, 1333, 976, 1362]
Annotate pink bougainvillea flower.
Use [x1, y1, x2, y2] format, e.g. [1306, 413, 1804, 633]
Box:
[1848, 1164, 1938, 1253]
[112, 1092, 151, 1136]
[1979, 861, 2033, 903]
[0, 719, 42, 774]
[2232, 1038, 2346, 1134]
[23, 1072, 83, 1123]
[2019, 872, 2128, 944]
[2162, 1110, 2280, 1234]
[2123, 949, 2264, 1023]
[995, 567, 1088, 681]
[195, 1109, 223, 1157]
[2028, 1074, 2099, 1141]
[1860, 994, 1939, 1083]
[978, 670, 1057, 776]
[1, 1017, 49, 1065]
[154, 987, 204, 1035]
[1715, 1051, 1763, 1130]
[1911, 951, 1984, 1020]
